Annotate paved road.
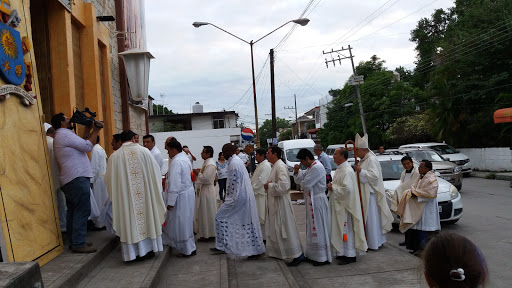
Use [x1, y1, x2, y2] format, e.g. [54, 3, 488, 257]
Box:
[387, 177, 512, 288]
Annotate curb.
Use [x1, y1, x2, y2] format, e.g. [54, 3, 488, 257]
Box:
[141, 246, 172, 288]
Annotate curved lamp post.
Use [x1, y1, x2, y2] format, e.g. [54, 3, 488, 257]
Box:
[192, 18, 310, 147]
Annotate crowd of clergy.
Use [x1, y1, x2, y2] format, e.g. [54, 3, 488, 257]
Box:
[45, 116, 442, 265]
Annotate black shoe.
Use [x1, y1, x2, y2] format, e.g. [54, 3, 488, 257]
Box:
[144, 251, 155, 259]
[247, 253, 265, 260]
[399, 242, 406, 246]
[209, 248, 225, 255]
[338, 257, 356, 265]
[197, 237, 209, 242]
[312, 260, 330, 266]
[287, 253, 305, 267]
[335, 256, 346, 260]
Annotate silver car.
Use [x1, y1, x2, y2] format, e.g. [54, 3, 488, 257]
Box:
[399, 148, 463, 191]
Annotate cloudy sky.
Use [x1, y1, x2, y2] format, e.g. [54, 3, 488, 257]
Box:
[145, 0, 454, 128]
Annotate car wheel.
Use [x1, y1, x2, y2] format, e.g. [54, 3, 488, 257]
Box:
[455, 184, 462, 191]
[444, 219, 459, 225]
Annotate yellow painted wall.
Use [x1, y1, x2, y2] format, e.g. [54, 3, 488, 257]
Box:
[0, 0, 116, 266]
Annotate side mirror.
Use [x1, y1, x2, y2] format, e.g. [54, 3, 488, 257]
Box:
[445, 157, 451, 161]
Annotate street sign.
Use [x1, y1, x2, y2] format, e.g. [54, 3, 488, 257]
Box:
[348, 75, 364, 85]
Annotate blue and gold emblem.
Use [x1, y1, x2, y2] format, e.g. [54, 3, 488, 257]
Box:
[0, 23, 25, 85]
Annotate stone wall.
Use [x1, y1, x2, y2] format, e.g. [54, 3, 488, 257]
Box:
[459, 148, 512, 171]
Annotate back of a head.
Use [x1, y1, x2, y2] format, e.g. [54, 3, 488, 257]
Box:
[51, 113, 65, 130]
[167, 138, 183, 152]
[423, 232, 488, 288]
[314, 144, 323, 151]
[120, 130, 136, 142]
[297, 148, 314, 161]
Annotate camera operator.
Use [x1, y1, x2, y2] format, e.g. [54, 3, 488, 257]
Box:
[51, 112, 103, 253]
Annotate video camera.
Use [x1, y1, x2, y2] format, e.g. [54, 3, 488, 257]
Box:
[70, 107, 103, 128]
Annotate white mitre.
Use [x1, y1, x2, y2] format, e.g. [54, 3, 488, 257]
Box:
[355, 133, 369, 149]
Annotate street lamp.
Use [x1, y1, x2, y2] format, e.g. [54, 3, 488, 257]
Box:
[192, 18, 310, 147]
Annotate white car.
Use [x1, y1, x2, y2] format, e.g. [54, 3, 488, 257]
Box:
[330, 155, 463, 224]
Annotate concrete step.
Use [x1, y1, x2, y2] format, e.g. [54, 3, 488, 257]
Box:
[41, 231, 118, 288]
[77, 244, 170, 288]
[0, 262, 43, 288]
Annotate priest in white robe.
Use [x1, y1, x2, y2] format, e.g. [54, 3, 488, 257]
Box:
[251, 148, 271, 240]
[328, 148, 367, 265]
[90, 139, 109, 228]
[264, 146, 304, 266]
[294, 148, 332, 266]
[210, 144, 265, 258]
[397, 159, 440, 253]
[193, 145, 218, 241]
[391, 155, 420, 247]
[162, 138, 197, 257]
[353, 133, 394, 250]
[105, 130, 166, 262]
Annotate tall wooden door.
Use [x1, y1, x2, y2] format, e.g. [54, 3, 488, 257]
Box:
[0, 95, 63, 265]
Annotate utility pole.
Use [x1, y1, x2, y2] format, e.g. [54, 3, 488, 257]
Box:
[269, 49, 277, 140]
[323, 45, 367, 135]
[284, 94, 298, 139]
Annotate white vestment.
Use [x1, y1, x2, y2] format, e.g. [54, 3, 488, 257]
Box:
[251, 159, 271, 239]
[162, 151, 196, 255]
[194, 157, 217, 238]
[391, 168, 420, 212]
[105, 142, 166, 261]
[265, 159, 303, 260]
[46, 136, 67, 232]
[294, 160, 332, 263]
[150, 146, 164, 175]
[215, 155, 265, 257]
[359, 153, 394, 250]
[329, 162, 367, 257]
[90, 144, 109, 228]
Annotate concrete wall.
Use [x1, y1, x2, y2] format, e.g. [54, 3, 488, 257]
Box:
[459, 148, 512, 171]
[191, 115, 213, 130]
[153, 128, 241, 170]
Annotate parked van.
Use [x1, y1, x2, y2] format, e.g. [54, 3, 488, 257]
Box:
[399, 142, 471, 176]
[278, 139, 316, 189]
[326, 143, 354, 157]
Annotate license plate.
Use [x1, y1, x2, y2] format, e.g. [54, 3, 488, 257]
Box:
[438, 206, 443, 212]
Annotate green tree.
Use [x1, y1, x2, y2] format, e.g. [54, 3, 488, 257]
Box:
[258, 118, 290, 148]
[412, 0, 512, 147]
[278, 128, 293, 141]
[385, 113, 435, 147]
[153, 104, 174, 115]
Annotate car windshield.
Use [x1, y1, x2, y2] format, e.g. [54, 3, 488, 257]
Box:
[429, 144, 459, 154]
[408, 150, 445, 162]
[379, 160, 405, 181]
[285, 147, 315, 162]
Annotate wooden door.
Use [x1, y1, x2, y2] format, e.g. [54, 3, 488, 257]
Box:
[0, 96, 63, 264]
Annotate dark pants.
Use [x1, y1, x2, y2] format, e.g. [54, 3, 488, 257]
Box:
[218, 178, 227, 201]
[405, 229, 437, 252]
[60, 177, 91, 249]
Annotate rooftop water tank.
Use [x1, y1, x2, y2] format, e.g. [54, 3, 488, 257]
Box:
[192, 102, 203, 113]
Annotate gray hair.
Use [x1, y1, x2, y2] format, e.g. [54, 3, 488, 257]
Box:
[314, 144, 323, 151]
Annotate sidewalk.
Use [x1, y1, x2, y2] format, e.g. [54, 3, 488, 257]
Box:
[471, 170, 512, 181]
[157, 203, 426, 288]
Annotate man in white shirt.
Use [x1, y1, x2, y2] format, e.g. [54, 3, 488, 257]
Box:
[251, 148, 271, 240]
[90, 137, 109, 229]
[236, 147, 250, 172]
[293, 149, 332, 266]
[163, 139, 197, 257]
[143, 134, 164, 175]
[183, 145, 196, 167]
